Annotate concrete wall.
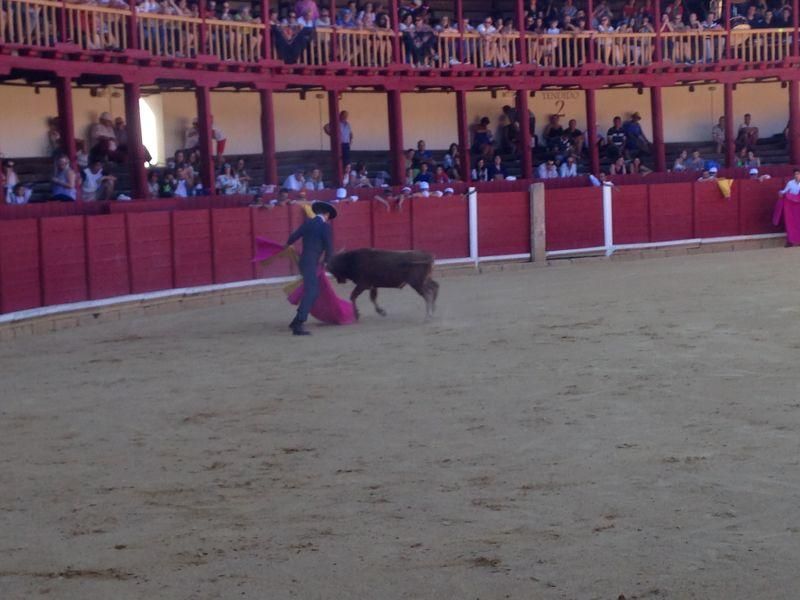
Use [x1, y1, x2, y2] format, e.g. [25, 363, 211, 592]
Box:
[0, 81, 792, 159]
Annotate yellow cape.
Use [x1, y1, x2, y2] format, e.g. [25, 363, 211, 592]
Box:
[716, 178, 733, 199]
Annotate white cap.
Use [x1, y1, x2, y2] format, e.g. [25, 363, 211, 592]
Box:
[749, 168, 759, 175]
[506, 175, 517, 181]
[444, 187, 454, 194]
[336, 187, 347, 199]
[433, 190, 444, 197]
[709, 166, 718, 173]
[401, 186, 412, 194]
[349, 195, 359, 202]
[418, 181, 430, 190]
[421, 190, 430, 197]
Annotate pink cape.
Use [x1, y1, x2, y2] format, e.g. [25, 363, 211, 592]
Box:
[252, 237, 285, 262]
[774, 193, 800, 245]
[287, 266, 356, 325]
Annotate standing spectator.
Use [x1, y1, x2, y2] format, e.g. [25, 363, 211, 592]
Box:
[324, 110, 353, 167]
[559, 155, 578, 177]
[687, 150, 705, 170]
[623, 112, 650, 157]
[114, 117, 129, 158]
[606, 116, 627, 160]
[51, 155, 77, 202]
[543, 114, 564, 152]
[565, 119, 584, 155]
[89, 112, 119, 163]
[76, 140, 89, 170]
[235, 158, 251, 193]
[283, 167, 306, 191]
[81, 160, 116, 201]
[47, 117, 63, 157]
[537, 158, 558, 179]
[471, 117, 494, 158]
[185, 119, 200, 150]
[712, 116, 725, 154]
[737, 113, 759, 151]
[2, 159, 19, 201]
[416, 139, 433, 164]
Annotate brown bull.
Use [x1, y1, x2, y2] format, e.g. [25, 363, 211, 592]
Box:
[327, 249, 440, 319]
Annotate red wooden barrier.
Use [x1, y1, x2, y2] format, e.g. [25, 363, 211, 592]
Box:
[612, 184, 649, 244]
[694, 181, 740, 238]
[545, 187, 603, 251]
[211, 207, 254, 283]
[372, 200, 412, 250]
[172, 210, 214, 287]
[648, 182, 694, 242]
[251, 205, 294, 278]
[478, 191, 530, 256]
[39, 216, 88, 306]
[86, 214, 130, 299]
[413, 196, 469, 259]
[739, 178, 784, 235]
[126, 212, 173, 293]
[332, 201, 373, 252]
[0, 219, 41, 312]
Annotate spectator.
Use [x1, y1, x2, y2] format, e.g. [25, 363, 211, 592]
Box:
[672, 149, 688, 171]
[697, 168, 717, 182]
[114, 117, 129, 158]
[51, 155, 77, 202]
[488, 154, 507, 180]
[471, 157, 489, 181]
[687, 150, 705, 171]
[629, 157, 652, 175]
[76, 140, 89, 170]
[443, 143, 461, 177]
[2, 159, 18, 201]
[606, 116, 627, 160]
[173, 168, 190, 197]
[7, 182, 31, 205]
[416, 139, 433, 164]
[434, 164, 450, 184]
[216, 163, 240, 195]
[81, 160, 116, 201]
[623, 112, 650, 157]
[184, 119, 200, 150]
[235, 158, 251, 193]
[565, 119, 584, 155]
[543, 114, 564, 152]
[305, 167, 325, 190]
[89, 112, 120, 163]
[283, 168, 306, 191]
[403, 166, 415, 186]
[414, 162, 433, 184]
[147, 170, 160, 198]
[559, 155, 578, 177]
[712, 116, 725, 154]
[537, 158, 558, 179]
[342, 162, 354, 187]
[324, 110, 353, 167]
[471, 117, 494, 158]
[47, 117, 63, 157]
[608, 156, 626, 175]
[737, 113, 759, 151]
[353, 163, 373, 187]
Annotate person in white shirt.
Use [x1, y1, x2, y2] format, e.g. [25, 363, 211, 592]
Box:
[174, 169, 189, 197]
[7, 183, 31, 205]
[305, 168, 325, 190]
[216, 163, 241, 195]
[777, 169, 800, 246]
[90, 112, 119, 162]
[537, 158, 559, 179]
[283, 168, 306, 191]
[81, 160, 116, 201]
[559, 155, 578, 177]
[184, 118, 226, 158]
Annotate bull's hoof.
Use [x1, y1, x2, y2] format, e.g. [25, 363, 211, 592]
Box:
[376, 308, 387, 317]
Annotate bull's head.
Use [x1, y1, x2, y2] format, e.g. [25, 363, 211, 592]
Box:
[327, 252, 350, 284]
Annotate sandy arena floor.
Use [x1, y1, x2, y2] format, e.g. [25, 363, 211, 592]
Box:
[3, 248, 800, 599]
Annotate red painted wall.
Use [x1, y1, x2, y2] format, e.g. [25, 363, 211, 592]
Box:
[40, 216, 88, 306]
[546, 187, 604, 251]
[478, 191, 530, 256]
[86, 214, 130, 300]
[0, 219, 40, 313]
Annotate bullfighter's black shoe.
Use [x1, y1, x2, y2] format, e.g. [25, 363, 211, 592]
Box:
[289, 319, 311, 336]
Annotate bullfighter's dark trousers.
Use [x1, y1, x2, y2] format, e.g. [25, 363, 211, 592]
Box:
[296, 262, 320, 323]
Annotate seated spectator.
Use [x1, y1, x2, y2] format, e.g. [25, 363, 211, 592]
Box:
[283, 167, 306, 191]
[623, 112, 650, 157]
[414, 162, 433, 184]
[628, 157, 652, 175]
[497, 115, 519, 155]
[76, 140, 89, 170]
[216, 163, 240, 195]
[737, 113, 759, 151]
[81, 160, 116, 201]
[173, 168, 190, 197]
[235, 158, 252, 193]
[7, 182, 31, 205]
[404, 149, 417, 171]
[749, 167, 771, 181]
[51, 155, 77, 202]
[416, 140, 433, 164]
[90, 112, 121, 163]
[672, 149, 688, 171]
[608, 156, 627, 175]
[487, 155, 507, 180]
[147, 170, 160, 198]
[305, 167, 325, 190]
[353, 163, 373, 188]
[471, 157, 490, 181]
[743, 149, 761, 169]
[559, 155, 578, 177]
[712, 116, 725, 154]
[606, 116, 627, 160]
[687, 150, 705, 171]
[565, 119, 584, 155]
[443, 142, 460, 176]
[342, 163, 354, 187]
[537, 158, 558, 179]
[404, 166, 415, 187]
[434, 164, 450, 184]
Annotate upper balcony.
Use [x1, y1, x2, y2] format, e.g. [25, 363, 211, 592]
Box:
[1, 0, 799, 87]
